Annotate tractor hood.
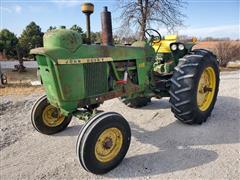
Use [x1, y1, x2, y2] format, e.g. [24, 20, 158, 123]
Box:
[30, 29, 83, 62]
[35, 29, 82, 53]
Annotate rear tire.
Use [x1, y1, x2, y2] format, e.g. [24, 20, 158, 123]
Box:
[169, 49, 220, 124]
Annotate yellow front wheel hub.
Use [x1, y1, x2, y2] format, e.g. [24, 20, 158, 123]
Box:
[42, 105, 65, 127]
[197, 67, 216, 111]
[95, 127, 123, 163]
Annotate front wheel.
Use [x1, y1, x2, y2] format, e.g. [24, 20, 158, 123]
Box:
[31, 95, 72, 135]
[169, 49, 220, 124]
[76, 112, 131, 174]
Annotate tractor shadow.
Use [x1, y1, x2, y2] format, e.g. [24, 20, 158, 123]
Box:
[55, 98, 171, 137]
[106, 96, 239, 178]
[54, 118, 83, 137]
[141, 98, 171, 110]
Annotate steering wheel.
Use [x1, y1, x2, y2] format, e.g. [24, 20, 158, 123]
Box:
[144, 29, 162, 45]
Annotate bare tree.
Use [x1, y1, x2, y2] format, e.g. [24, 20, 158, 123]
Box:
[214, 41, 240, 67]
[114, 27, 138, 44]
[119, 0, 186, 40]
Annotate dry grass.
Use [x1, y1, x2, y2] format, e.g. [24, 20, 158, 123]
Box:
[213, 41, 240, 67]
[194, 41, 240, 67]
[2, 68, 38, 84]
[194, 41, 218, 50]
[0, 68, 44, 96]
[0, 85, 44, 96]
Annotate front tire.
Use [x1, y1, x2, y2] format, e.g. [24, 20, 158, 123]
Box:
[76, 112, 131, 174]
[1, 73, 7, 84]
[169, 49, 220, 124]
[31, 95, 72, 135]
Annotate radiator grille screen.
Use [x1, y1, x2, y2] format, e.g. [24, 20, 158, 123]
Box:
[84, 63, 108, 96]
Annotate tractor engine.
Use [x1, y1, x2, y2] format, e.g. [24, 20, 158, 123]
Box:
[31, 5, 156, 115]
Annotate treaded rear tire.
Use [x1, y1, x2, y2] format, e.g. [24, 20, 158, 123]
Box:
[169, 49, 220, 124]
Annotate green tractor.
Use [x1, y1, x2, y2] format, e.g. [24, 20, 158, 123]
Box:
[30, 3, 219, 174]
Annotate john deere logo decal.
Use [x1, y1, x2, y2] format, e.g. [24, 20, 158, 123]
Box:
[58, 57, 113, 64]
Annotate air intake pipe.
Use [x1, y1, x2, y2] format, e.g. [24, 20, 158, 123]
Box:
[101, 7, 113, 46]
[81, 3, 94, 44]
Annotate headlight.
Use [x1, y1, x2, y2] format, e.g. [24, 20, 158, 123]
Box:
[171, 44, 177, 51]
[178, 44, 185, 50]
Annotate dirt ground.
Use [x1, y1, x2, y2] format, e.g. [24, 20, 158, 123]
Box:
[0, 70, 239, 180]
[1, 68, 38, 85]
[193, 40, 240, 51]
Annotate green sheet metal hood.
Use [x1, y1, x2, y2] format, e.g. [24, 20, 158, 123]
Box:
[38, 29, 82, 52]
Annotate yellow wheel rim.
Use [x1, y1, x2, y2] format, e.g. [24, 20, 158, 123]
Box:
[197, 67, 216, 111]
[95, 127, 123, 163]
[42, 105, 65, 127]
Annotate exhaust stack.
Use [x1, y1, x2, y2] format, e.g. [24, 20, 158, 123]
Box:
[101, 7, 113, 46]
[81, 3, 94, 44]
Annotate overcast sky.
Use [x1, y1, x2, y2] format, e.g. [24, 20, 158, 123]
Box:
[0, 0, 239, 39]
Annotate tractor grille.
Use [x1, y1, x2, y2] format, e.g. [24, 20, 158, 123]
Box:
[84, 63, 108, 96]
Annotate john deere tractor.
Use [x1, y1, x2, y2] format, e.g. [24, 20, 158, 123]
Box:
[30, 3, 219, 174]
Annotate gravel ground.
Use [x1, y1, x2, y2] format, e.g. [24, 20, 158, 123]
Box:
[0, 70, 239, 180]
